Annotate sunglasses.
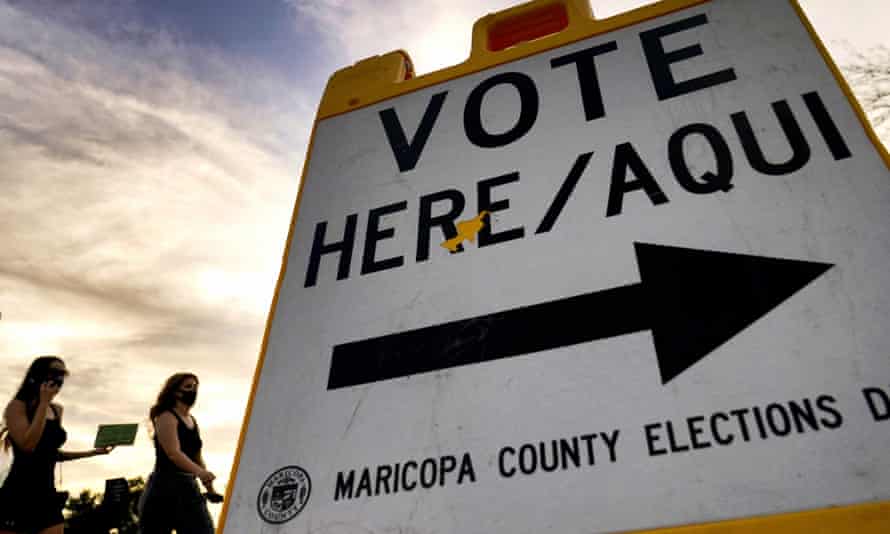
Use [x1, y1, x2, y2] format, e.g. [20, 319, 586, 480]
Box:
[46, 369, 68, 386]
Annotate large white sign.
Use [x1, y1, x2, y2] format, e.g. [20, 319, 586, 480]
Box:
[223, 0, 890, 532]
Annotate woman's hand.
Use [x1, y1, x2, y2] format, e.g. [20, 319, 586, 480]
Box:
[39, 381, 60, 405]
[93, 446, 114, 456]
[197, 469, 216, 487]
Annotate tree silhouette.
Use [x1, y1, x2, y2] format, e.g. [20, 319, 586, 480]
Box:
[64, 477, 145, 534]
[843, 46, 890, 144]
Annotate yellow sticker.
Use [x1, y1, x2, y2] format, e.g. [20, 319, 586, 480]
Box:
[440, 210, 489, 252]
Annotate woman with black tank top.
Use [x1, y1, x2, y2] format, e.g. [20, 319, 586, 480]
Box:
[0, 356, 114, 534]
[138, 373, 218, 534]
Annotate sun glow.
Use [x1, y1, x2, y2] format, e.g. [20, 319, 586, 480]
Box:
[194, 268, 276, 311]
[0, 321, 77, 356]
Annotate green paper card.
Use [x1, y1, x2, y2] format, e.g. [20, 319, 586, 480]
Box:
[94, 423, 139, 448]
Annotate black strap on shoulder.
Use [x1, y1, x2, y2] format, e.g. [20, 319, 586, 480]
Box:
[168, 409, 197, 430]
[167, 408, 184, 424]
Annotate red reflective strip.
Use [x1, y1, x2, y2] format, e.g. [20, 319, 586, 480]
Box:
[488, 4, 570, 52]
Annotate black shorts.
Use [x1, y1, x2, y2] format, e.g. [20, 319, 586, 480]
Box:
[0, 487, 65, 533]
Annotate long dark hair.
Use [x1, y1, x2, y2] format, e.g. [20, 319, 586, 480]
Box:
[149, 373, 199, 421]
[1, 356, 66, 451]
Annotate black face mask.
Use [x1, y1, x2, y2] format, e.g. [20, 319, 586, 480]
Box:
[178, 390, 197, 406]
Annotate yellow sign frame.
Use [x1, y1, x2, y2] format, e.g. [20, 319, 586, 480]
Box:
[218, 0, 890, 531]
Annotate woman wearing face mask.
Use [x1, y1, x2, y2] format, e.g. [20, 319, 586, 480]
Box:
[0, 356, 113, 534]
[138, 372, 217, 534]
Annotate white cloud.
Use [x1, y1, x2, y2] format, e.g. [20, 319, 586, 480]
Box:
[0, 0, 308, 500]
[289, 0, 518, 75]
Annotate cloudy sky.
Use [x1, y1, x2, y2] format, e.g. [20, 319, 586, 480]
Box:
[0, 0, 887, 516]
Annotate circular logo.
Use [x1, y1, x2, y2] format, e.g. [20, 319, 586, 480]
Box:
[257, 465, 311, 524]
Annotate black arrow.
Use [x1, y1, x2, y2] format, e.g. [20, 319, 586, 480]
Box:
[328, 243, 832, 390]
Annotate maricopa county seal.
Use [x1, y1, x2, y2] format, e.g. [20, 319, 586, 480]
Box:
[257, 466, 311, 524]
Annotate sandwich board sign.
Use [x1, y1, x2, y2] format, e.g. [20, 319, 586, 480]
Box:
[219, 0, 890, 532]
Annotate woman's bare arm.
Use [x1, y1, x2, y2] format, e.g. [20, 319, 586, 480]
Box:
[155, 412, 212, 480]
[53, 405, 114, 461]
[4, 394, 51, 453]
